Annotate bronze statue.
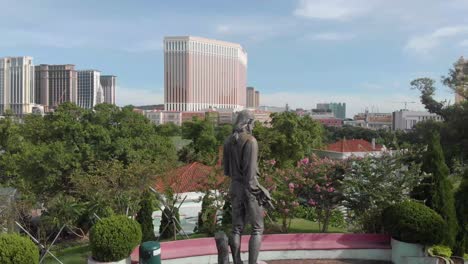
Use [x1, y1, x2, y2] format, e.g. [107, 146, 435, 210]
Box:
[223, 110, 272, 264]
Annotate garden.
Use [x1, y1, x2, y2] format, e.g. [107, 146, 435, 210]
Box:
[0, 61, 467, 263]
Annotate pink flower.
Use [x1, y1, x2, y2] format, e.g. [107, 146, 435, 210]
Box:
[308, 199, 317, 206]
[314, 184, 321, 192]
[301, 157, 310, 165]
[269, 159, 276, 166]
[292, 201, 299, 207]
[288, 182, 295, 190]
[284, 209, 290, 214]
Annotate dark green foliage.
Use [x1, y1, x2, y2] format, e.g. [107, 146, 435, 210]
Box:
[196, 193, 217, 235]
[454, 169, 468, 256]
[90, 215, 142, 262]
[0, 233, 39, 264]
[136, 191, 156, 242]
[181, 118, 218, 165]
[221, 198, 232, 229]
[382, 200, 445, 245]
[159, 207, 180, 240]
[412, 132, 458, 247]
[254, 112, 323, 168]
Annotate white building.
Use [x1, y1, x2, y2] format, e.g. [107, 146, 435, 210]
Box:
[392, 110, 443, 131]
[144, 110, 182, 126]
[0, 57, 35, 116]
[164, 36, 247, 112]
[77, 70, 104, 109]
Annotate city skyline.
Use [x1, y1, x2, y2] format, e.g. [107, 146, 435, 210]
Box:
[1, 0, 467, 116]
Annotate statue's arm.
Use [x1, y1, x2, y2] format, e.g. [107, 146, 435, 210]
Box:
[243, 137, 260, 192]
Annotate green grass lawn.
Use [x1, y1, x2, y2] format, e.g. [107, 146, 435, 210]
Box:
[43, 243, 90, 264]
[44, 218, 346, 262]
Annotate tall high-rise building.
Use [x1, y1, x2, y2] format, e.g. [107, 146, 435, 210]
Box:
[255, 91, 260, 108]
[35, 64, 77, 112]
[100, 75, 116, 104]
[164, 36, 247, 111]
[77, 70, 103, 109]
[246, 87, 255, 108]
[454, 56, 467, 104]
[316, 102, 346, 119]
[0, 57, 35, 116]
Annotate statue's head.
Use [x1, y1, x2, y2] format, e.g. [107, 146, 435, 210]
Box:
[234, 110, 255, 134]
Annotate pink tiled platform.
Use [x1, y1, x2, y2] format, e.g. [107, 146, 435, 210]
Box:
[131, 233, 390, 263]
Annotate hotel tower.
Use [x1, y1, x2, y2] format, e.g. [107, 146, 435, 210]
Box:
[164, 36, 247, 111]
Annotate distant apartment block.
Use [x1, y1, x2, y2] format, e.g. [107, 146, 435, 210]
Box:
[246, 87, 255, 108]
[164, 36, 247, 111]
[145, 111, 182, 126]
[353, 111, 392, 130]
[392, 110, 442, 131]
[0, 57, 35, 116]
[100, 75, 116, 104]
[182, 111, 205, 123]
[454, 56, 467, 104]
[317, 102, 346, 119]
[258, 105, 286, 113]
[77, 70, 104, 109]
[246, 87, 260, 108]
[35, 64, 77, 112]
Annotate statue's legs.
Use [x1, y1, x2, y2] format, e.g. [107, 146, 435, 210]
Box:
[246, 192, 264, 264]
[230, 185, 245, 264]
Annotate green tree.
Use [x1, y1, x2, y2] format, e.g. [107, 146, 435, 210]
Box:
[196, 193, 217, 235]
[412, 132, 458, 247]
[181, 118, 218, 165]
[254, 112, 323, 168]
[136, 190, 157, 242]
[454, 169, 468, 256]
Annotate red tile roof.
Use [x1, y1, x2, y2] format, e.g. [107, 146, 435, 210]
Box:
[155, 162, 225, 193]
[326, 139, 382, 153]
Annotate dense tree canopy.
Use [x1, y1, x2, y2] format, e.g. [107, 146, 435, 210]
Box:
[254, 112, 324, 168]
[0, 103, 177, 235]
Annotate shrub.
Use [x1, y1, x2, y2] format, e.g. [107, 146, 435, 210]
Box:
[382, 200, 445, 245]
[428, 245, 452, 258]
[0, 233, 39, 264]
[454, 169, 468, 256]
[136, 191, 156, 242]
[90, 215, 142, 262]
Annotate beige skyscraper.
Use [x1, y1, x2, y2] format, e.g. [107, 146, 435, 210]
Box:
[100, 75, 116, 104]
[0, 57, 35, 116]
[454, 56, 467, 104]
[35, 64, 77, 112]
[246, 87, 255, 108]
[164, 36, 247, 111]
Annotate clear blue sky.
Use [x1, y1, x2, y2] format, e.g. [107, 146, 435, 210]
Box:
[1, 0, 467, 117]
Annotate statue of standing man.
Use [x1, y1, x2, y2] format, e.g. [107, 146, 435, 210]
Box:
[223, 110, 272, 264]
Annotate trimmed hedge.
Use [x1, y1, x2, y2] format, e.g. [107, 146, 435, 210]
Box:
[90, 215, 142, 262]
[382, 200, 445, 245]
[0, 233, 39, 264]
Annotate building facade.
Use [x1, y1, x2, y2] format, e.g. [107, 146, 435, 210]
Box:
[164, 36, 247, 111]
[0, 57, 35, 116]
[392, 110, 443, 131]
[317, 102, 346, 119]
[255, 91, 260, 108]
[35, 64, 77, 112]
[353, 111, 392, 130]
[246, 87, 255, 108]
[77, 70, 104, 109]
[100, 75, 116, 104]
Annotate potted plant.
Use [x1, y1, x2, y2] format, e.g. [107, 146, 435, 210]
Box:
[382, 200, 445, 264]
[0, 233, 39, 264]
[89, 215, 142, 264]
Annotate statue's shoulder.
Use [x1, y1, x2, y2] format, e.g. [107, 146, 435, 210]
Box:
[242, 133, 257, 145]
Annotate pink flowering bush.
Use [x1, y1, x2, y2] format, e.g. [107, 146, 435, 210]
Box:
[295, 154, 346, 232]
[258, 160, 301, 232]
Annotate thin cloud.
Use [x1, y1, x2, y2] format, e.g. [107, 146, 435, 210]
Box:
[307, 32, 355, 41]
[459, 39, 468, 47]
[116, 86, 164, 107]
[404, 26, 468, 55]
[294, 0, 377, 20]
